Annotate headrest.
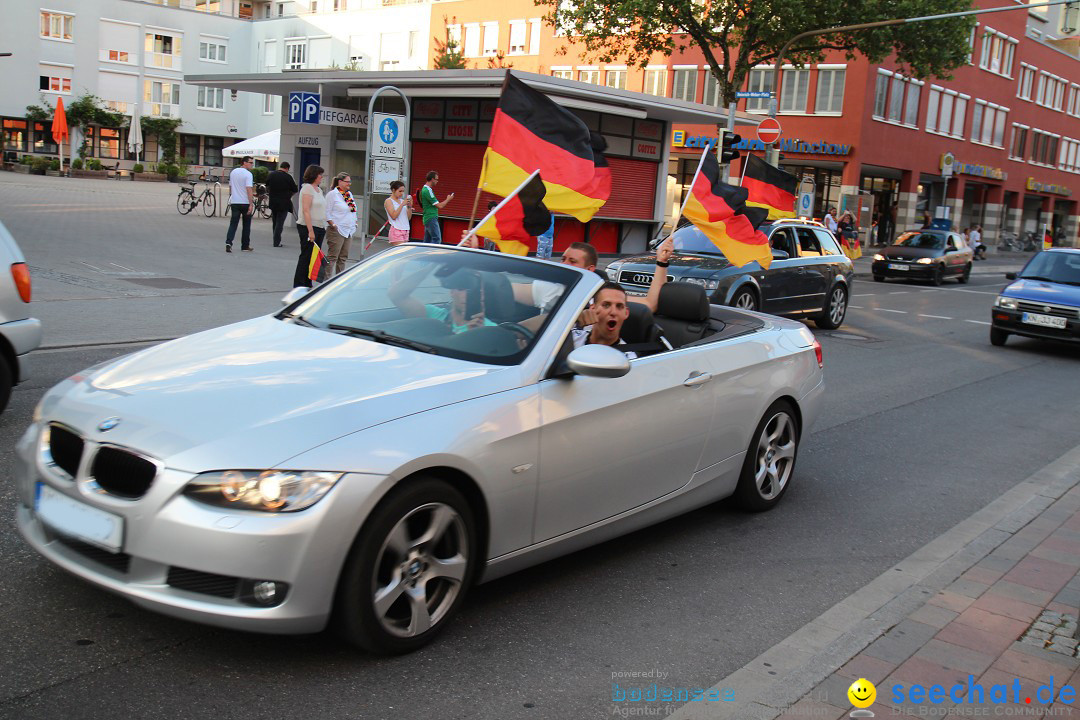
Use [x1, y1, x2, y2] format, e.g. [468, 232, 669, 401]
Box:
[657, 282, 709, 323]
[622, 302, 656, 344]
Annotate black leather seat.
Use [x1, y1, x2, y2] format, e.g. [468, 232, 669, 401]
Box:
[620, 302, 666, 356]
[654, 283, 711, 348]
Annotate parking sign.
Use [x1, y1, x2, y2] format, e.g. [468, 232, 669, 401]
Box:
[289, 92, 321, 125]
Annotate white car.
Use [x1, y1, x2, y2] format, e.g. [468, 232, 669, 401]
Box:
[0, 220, 42, 413]
[16, 245, 822, 654]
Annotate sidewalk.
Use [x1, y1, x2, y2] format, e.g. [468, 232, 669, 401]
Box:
[671, 443, 1080, 720]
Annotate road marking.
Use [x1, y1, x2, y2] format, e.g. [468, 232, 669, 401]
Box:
[889, 291, 909, 294]
[875, 308, 907, 314]
[852, 294, 873, 297]
[109, 263, 136, 272]
[847, 305, 863, 309]
[964, 319, 991, 325]
[918, 314, 953, 320]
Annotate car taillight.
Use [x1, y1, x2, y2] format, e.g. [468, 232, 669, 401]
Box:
[11, 263, 31, 303]
[813, 340, 823, 368]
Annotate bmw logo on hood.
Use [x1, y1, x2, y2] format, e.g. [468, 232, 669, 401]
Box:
[98, 417, 121, 432]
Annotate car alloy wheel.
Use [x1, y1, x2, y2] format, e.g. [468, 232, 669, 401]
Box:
[732, 289, 758, 311]
[735, 400, 799, 511]
[333, 478, 476, 654]
[816, 286, 848, 329]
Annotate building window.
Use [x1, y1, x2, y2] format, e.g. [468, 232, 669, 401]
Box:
[40, 12, 73, 41]
[779, 68, 809, 113]
[285, 41, 307, 69]
[463, 24, 480, 57]
[605, 69, 626, 90]
[643, 68, 667, 96]
[1068, 85, 1080, 119]
[1009, 124, 1028, 160]
[3, 119, 29, 152]
[333, 0, 346, 9]
[672, 68, 697, 103]
[745, 68, 773, 113]
[578, 69, 599, 84]
[1017, 64, 1036, 101]
[179, 134, 200, 164]
[106, 50, 130, 63]
[195, 0, 222, 11]
[204, 137, 224, 166]
[99, 128, 121, 160]
[551, 68, 572, 80]
[508, 21, 526, 54]
[873, 70, 921, 127]
[263, 94, 275, 114]
[979, 28, 1017, 77]
[1029, 129, 1060, 166]
[528, 18, 541, 55]
[197, 86, 225, 110]
[199, 41, 227, 63]
[701, 73, 722, 107]
[39, 75, 72, 94]
[32, 122, 58, 154]
[482, 22, 498, 57]
[146, 33, 182, 69]
[145, 79, 181, 117]
[925, 87, 967, 138]
[1035, 72, 1066, 111]
[971, 100, 1007, 147]
[815, 68, 845, 114]
[1061, 138, 1079, 174]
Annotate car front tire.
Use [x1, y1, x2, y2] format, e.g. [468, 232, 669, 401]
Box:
[932, 264, 945, 286]
[873, 275, 885, 283]
[958, 264, 971, 284]
[734, 400, 799, 512]
[990, 327, 1009, 346]
[731, 288, 759, 311]
[0, 357, 12, 414]
[815, 285, 848, 329]
[333, 477, 477, 654]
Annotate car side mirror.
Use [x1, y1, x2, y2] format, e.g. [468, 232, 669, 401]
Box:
[1005, 272, 1017, 280]
[566, 344, 630, 379]
[771, 248, 790, 260]
[281, 287, 309, 306]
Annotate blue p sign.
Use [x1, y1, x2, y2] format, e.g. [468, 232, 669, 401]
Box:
[289, 92, 321, 125]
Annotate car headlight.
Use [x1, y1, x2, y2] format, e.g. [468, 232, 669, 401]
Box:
[995, 296, 1019, 309]
[605, 263, 621, 281]
[873, 253, 886, 261]
[680, 277, 720, 292]
[916, 257, 935, 264]
[183, 470, 343, 512]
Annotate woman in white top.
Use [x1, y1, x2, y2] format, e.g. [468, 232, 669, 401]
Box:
[293, 164, 326, 288]
[384, 180, 413, 244]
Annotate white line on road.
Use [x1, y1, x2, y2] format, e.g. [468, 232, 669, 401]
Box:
[875, 308, 908, 314]
[964, 319, 992, 325]
[889, 291, 909, 294]
[78, 261, 103, 272]
[109, 263, 136, 271]
[848, 305, 863, 309]
[918, 314, 954, 320]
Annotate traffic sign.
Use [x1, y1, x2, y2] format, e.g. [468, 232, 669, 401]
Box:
[288, 92, 320, 125]
[371, 112, 405, 159]
[736, 91, 772, 99]
[757, 117, 782, 144]
[798, 190, 815, 218]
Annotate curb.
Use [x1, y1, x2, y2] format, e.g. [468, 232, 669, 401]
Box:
[667, 442, 1080, 720]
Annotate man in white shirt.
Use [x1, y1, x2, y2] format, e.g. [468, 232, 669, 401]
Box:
[570, 282, 639, 359]
[824, 207, 838, 235]
[324, 172, 358, 277]
[225, 156, 255, 253]
[969, 225, 986, 260]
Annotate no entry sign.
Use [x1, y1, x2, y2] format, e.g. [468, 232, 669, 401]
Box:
[757, 117, 782, 144]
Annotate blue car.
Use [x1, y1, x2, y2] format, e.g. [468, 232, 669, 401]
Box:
[991, 248, 1080, 346]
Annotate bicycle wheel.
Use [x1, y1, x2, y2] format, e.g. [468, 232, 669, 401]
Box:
[202, 191, 216, 217]
[177, 191, 195, 215]
[258, 197, 271, 219]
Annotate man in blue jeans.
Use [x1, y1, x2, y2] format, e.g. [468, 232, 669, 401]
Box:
[419, 170, 454, 243]
[225, 155, 255, 252]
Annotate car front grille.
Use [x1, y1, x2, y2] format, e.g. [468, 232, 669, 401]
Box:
[90, 447, 157, 499]
[1016, 301, 1079, 320]
[47, 424, 84, 478]
[53, 534, 131, 573]
[167, 567, 241, 599]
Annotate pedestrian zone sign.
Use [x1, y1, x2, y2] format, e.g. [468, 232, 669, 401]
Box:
[371, 113, 405, 159]
[289, 92, 320, 125]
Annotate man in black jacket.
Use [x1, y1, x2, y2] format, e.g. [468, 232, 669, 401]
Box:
[266, 162, 298, 247]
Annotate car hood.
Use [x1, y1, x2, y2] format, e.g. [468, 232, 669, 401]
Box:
[880, 246, 942, 260]
[39, 316, 505, 471]
[615, 252, 733, 273]
[1004, 279, 1080, 307]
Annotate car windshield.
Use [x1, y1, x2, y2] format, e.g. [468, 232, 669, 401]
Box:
[666, 223, 744, 257]
[1018, 252, 1080, 286]
[894, 232, 945, 250]
[287, 246, 583, 364]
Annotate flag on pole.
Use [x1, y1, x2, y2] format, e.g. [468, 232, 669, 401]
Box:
[839, 233, 863, 260]
[474, 173, 551, 255]
[682, 151, 771, 269]
[478, 73, 610, 222]
[1043, 225, 1053, 251]
[308, 242, 325, 282]
[743, 154, 798, 220]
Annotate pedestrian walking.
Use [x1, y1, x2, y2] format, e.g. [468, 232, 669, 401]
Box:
[921, 210, 932, 229]
[266, 161, 298, 248]
[969, 224, 986, 260]
[384, 181, 413, 245]
[225, 155, 255, 253]
[293, 165, 326, 288]
[324, 172, 357, 277]
[824, 207, 838, 235]
[419, 170, 454, 243]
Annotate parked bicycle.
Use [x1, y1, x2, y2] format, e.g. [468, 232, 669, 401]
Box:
[253, 183, 272, 219]
[177, 181, 216, 217]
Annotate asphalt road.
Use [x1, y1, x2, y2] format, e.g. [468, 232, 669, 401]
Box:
[2, 175, 1079, 719]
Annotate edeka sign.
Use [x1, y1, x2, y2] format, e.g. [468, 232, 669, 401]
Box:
[672, 132, 718, 150]
[735, 137, 851, 156]
[1026, 177, 1072, 196]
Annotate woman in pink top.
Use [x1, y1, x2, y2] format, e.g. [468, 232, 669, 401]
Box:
[384, 181, 413, 244]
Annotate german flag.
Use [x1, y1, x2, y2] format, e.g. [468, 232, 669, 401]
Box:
[308, 242, 325, 282]
[475, 173, 551, 256]
[479, 73, 610, 222]
[682, 151, 771, 269]
[743, 154, 798, 220]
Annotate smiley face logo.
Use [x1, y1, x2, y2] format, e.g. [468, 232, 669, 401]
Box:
[847, 678, 876, 708]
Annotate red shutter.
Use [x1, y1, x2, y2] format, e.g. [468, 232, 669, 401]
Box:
[599, 157, 658, 220]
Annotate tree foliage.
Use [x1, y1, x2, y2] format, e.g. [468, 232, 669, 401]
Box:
[140, 117, 183, 162]
[433, 16, 467, 69]
[66, 94, 124, 130]
[537, 0, 976, 105]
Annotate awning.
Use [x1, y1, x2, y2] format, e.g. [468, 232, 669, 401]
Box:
[223, 128, 279, 161]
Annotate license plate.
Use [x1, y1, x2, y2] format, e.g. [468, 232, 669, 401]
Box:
[1022, 312, 1067, 329]
[888, 263, 909, 271]
[35, 483, 123, 552]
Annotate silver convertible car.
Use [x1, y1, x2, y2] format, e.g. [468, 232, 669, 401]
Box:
[15, 245, 824, 654]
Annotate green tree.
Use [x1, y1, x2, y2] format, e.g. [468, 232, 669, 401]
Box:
[433, 16, 466, 69]
[140, 117, 183, 163]
[538, 0, 976, 105]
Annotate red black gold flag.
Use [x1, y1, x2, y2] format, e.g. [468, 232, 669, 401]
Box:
[743, 153, 798, 220]
[475, 173, 551, 255]
[682, 151, 771, 269]
[479, 73, 610, 222]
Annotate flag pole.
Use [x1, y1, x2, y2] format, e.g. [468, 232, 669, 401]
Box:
[658, 146, 710, 244]
[738, 154, 750, 187]
[459, 169, 541, 246]
[467, 152, 490, 235]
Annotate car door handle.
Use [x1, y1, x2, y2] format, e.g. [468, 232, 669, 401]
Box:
[683, 371, 712, 387]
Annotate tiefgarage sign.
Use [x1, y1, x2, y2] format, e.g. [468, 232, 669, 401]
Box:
[287, 93, 368, 128]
